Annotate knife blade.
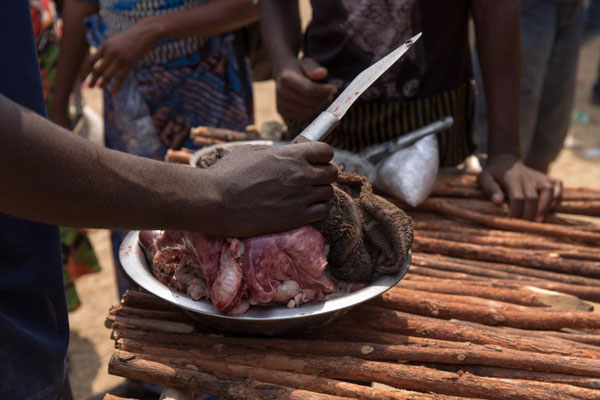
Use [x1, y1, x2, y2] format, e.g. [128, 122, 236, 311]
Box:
[293, 32, 422, 143]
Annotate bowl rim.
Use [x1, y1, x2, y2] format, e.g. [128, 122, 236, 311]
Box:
[120, 230, 410, 321]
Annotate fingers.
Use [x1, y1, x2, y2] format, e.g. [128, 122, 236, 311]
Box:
[477, 170, 504, 205]
[552, 179, 563, 208]
[291, 142, 335, 165]
[306, 184, 334, 204]
[522, 181, 538, 221]
[299, 58, 329, 81]
[81, 47, 104, 79]
[309, 163, 338, 185]
[302, 202, 331, 224]
[170, 125, 191, 149]
[536, 184, 554, 222]
[278, 68, 338, 104]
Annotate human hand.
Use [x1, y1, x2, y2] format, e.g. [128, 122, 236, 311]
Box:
[82, 22, 157, 94]
[207, 142, 338, 237]
[275, 58, 338, 121]
[478, 153, 562, 222]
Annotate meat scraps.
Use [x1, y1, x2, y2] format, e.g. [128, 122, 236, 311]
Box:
[314, 171, 414, 282]
[140, 145, 413, 315]
[140, 226, 336, 315]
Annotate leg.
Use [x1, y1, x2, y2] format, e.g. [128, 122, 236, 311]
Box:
[524, 1, 584, 171]
[519, 0, 557, 158]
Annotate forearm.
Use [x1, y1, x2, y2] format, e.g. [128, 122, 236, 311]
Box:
[259, 0, 302, 75]
[51, 0, 97, 116]
[141, 0, 258, 44]
[0, 94, 220, 232]
[472, 0, 522, 157]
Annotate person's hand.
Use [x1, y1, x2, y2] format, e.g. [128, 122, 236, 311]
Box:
[478, 153, 562, 222]
[153, 113, 190, 149]
[207, 142, 338, 237]
[275, 58, 338, 121]
[82, 22, 157, 94]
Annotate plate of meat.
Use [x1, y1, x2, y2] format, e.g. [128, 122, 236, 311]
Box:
[120, 142, 413, 335]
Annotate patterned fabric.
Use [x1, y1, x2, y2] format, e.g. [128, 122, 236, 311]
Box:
[81, 0, 253, 158]
[290, 0, 475, 166]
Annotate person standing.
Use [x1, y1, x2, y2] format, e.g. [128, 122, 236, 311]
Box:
[260, 0, 562, 222]
[474, 0, 584, 171]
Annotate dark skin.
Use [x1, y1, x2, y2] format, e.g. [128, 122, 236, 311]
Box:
[259, 0, 562, 222]
[0, 94, 337, 237]
[51, 0, 259, 147]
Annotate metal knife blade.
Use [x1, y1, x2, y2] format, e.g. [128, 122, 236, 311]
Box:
[294, 32, 422, 143]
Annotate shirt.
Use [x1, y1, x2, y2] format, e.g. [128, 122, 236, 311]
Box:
[0, 1, 69, 399]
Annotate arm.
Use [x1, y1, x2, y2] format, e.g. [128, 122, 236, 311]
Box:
[86, 0, 259, 93]
[0, 94, 336, 237]
[259, 0, 337, 121]
[49, 0, 98, 127]
[471, 0, 561, 221]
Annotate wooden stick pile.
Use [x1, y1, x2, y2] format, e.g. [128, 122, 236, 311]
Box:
[105, 173, 600, 399]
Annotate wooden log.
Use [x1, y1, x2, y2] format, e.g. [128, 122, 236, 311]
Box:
[370, 290, 600, 330]
[110, 305, 190, 323]
[109, 351, 348, 400]
[349, 305, 600, 358]
[103, 395, 136, 400]
[398, 277, 593, 310]
[190, 126, 258, 142]
[413, 363, 600, 390]
[411, 252, 582, 284]
[412, 236, 600, 278]
[106, 314, 194, 333]
[411, 363, 600, 399]
[388, 287, 549, 313]
[415, 230, 600, 260]
[164, 149, 193, 165]
[547, 331, 600, 347]
[555, 201, 600, 217]
[121, 290, 180, 312]
[134, 348, 449, 400]
[114, 343, 566, 400]
[192, 136, 226, 147]
[415, 198, 600, 243]
[434, 173, 600, 201]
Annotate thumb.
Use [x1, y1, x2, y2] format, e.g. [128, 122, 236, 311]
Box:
[478, 170, 504, 205]
[299, 58, 328, 81]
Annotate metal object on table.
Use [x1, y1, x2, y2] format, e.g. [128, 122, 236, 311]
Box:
[361, 116, 454, 165]
[120, 230, 411, 335]
[293, 33, 422, 144]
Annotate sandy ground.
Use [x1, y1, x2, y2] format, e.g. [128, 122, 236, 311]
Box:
[66, 20, 600, 400]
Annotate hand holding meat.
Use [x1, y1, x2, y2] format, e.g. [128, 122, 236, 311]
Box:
[204, 142, 338, 237]
[478, 153, 563, 222]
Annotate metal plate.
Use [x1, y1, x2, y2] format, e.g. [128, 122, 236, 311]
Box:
[120, 230, 411, 335]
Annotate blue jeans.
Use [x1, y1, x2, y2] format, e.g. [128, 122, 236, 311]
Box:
[474, 0, 583, 169]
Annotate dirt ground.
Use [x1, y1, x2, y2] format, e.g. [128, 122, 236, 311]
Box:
[67, 18, 600, 400]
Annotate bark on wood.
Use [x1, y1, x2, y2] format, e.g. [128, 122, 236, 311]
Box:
[190, 126, 258, 142]
[415, 198, 600, 244]
[413, 236, 600, 278]
[370, 290, 600, 330]
[389, 286, 551, 312]
[164, 149, 193, 165]
[122, 290, 180, 311]
[103, 395, 135, 400]
[107, 314, 194, 333]
[136, 348, 450, 400]
[110, 305, 189, 323]
[110, 351, 348, 400]
[348, 305, 600, 359]
[398, 277, 593, 310]
[114, 344, 566, 400]
[413, 363, 600, 390]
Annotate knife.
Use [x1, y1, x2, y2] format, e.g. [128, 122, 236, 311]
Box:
[292, 32, 422, 144]
[361, 116, 454, 165]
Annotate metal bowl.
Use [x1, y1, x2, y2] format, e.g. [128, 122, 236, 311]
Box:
[120, 230, 410, 335]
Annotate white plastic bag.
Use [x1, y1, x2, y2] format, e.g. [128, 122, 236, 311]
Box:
[374, 135, 439, 207]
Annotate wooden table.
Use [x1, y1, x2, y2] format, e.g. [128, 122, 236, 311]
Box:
[104, 174, 600, 400]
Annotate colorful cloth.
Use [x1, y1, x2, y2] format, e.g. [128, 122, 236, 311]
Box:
[31, 0, 102, 311]
[81, 0, 253, 159]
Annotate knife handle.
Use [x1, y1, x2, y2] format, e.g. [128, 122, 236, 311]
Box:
[291, 111, 340, 143]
